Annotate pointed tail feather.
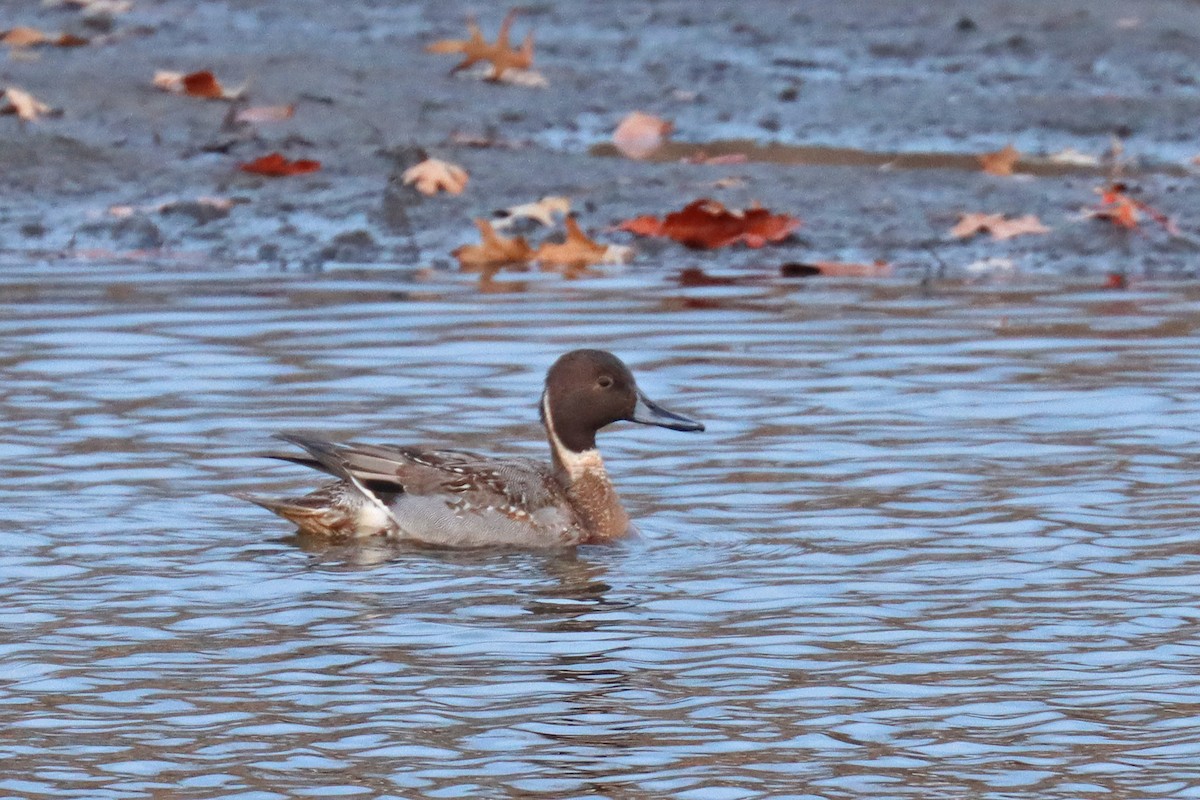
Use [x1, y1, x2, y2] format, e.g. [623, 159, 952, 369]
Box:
[267, 434, 401, 533]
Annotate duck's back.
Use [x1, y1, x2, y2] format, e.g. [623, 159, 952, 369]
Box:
[379, 449, 588, 547]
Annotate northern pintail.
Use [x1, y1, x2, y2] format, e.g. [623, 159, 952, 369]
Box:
[239, 349, 704, 547]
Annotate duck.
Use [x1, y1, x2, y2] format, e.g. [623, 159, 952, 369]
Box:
[238, 349, 704, 547]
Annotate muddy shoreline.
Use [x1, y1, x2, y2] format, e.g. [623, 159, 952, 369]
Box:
[1, 0, 1197, 277]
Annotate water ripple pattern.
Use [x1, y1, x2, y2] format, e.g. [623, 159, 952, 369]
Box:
[2, 264, 1200, 799]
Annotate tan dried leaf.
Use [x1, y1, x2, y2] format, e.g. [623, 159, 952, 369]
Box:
[951, 212, 1050, 241]
[2, 27, 50, 47]
[427, 10, 535, 81]
[453, 219, 533, 270]
[612, 111, 672, 159]
[535, 216, 633, 268]
[1, 86, 52, 121]
[978, 143, 1021, 176]
[402, 158, 469, 196]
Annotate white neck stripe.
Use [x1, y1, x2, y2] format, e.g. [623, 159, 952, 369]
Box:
[542, 391, 606, 481]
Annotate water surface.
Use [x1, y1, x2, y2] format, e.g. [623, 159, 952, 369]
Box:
[2, 262, 1200, 798]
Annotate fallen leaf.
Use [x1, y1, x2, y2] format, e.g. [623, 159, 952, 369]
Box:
[239, 152, 321, 177]
[4, 27, 56, 47]
[779, 260, 892, 278]
[950, 212, 1050, 241]
[535, 216, 633, 268]
[978, 143, 1021, 176]
[154, 70, 245, 100]
[1, 27, 88, 47]
[453, 219, 534, 270]
[1104, 273, 1128, 289]
[401, 158, 468, 196]
[613, 111, 672, 159]
[494, 196, 570, 229]
[0, 86, 52, 121]
[234, 104, 295, 123]
[427, 9, 534, 81]
[618, 199, 801, 249]
[1084, 183, 1178, 234]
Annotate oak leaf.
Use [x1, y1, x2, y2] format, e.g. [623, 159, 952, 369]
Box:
[613, 112, 672, 159]
[239, 152, 321, 177]
[427, 10, 534, 81]
[978, 143, 1020, 176]
[0, 87, 53, 121]
[535, 216, 633, 268]
[401, 158, 468, 196]
[453, 219, 534, 270]
[950, 213, 1050, 241]
[154, 70, 245, 100]
[618, 199, 801, 249]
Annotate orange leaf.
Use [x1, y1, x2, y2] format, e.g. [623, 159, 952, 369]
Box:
[452, 219, 534, 270]
[153, 70, 244, 100]
[1085, 183, 1178, 234]
[612, 111, 672, 159]
[534, 216, 633, 268]
[426, 9, 534, 81]
[618, 199, 800, 249]
[978, 143, 1021, 176]
[182, 71, 225, 99]
[238, 152, 321, 177]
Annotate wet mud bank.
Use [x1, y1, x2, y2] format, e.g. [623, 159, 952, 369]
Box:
[1, 0, 1198, 278]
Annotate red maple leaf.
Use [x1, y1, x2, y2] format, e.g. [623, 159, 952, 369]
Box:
[239, 153, 322, 177]
[618, 199, 800, 249]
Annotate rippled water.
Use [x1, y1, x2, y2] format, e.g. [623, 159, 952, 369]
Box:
[3, 261, 1200, 799]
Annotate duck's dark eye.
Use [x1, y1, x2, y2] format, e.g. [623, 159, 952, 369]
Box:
[597, 375, 614, 389]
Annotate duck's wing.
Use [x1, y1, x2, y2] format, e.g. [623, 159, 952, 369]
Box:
[271, 433, 581, 547]
[272, 433, 561, 506]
